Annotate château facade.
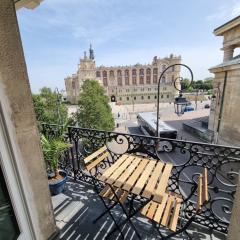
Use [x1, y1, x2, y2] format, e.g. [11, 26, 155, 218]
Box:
[65, 46, 182, 104]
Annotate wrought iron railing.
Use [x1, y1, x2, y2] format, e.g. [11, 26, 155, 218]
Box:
[41, 123, 240, 235]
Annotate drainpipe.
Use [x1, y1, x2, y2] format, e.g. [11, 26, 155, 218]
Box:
[215, 71, 228, 143]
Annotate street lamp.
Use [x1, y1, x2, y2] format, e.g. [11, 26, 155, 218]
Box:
[174, 92, 188, 116]
[156, 63, 193, 136]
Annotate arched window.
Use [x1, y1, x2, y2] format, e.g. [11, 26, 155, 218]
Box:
[103, 70, 107, 77]
[110, 70, 114, 77]
[72, 81, 75, 89]
[153, 68, 158, 84]
[96, 71, 101, 77]
[161, 76, 166, 83]
[132, 69, 137, 85]
[146, 68, 151, 84]
[162, 65, 166, 71]
[125, 69, 129, 85]
[139, 68, 144, 76]
[117, 70, 122, 86]
[117, 70, 122, 76]
[103, 70, 108, 86]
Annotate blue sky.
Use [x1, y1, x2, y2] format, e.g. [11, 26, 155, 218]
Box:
[17, 0, 240, 93]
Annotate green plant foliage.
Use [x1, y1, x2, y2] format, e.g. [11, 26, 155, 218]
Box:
[41, 135, 71, 176]
[181, 77, 213, 92]
[32, 87, 68, 124]
[74, 79, 114, 131]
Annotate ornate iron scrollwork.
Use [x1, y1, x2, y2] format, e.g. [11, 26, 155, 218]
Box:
[41, 123, 240, 234]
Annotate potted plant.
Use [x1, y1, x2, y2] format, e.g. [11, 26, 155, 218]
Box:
[41, 135, 71, 195]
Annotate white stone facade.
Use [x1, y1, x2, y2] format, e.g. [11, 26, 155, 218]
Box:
[65, 47, 181, 104]
[208, 16, 240, 146]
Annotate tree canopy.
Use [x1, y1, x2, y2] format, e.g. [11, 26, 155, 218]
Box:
[74, 79, 114, 131]
[180, 77, 213, 91]
[32, 87, 68, 124]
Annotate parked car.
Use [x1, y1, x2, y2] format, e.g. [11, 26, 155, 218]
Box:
[204, 104, 210, 109]
[184, 106, 194, 112]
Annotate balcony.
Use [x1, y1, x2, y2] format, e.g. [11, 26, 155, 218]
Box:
[41, 123, 240, 239]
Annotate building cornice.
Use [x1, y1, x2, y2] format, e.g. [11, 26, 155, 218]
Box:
[15, 0, 44, 10]
[214, 15, 240, 36]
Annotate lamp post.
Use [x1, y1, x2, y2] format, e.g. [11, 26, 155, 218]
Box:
[156, 64, 193, 137]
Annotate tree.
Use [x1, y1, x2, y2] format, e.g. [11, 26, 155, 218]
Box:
[32, 87, 68, 124]
[180, 78, 191, 90]
[74, 80, 114, 131]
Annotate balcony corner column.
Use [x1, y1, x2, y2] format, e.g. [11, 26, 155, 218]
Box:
[223, 47, 234, 62]
[227, 173, 240, 240]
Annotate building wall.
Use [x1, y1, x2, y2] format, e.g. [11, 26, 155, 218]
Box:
[65, 53, 181, 104]
[0, 1, 57, 239]
[208, 16, 240, 147]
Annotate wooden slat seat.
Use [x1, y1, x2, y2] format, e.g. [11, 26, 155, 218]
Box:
[141, 168, 209, 233]
[99, 185, 128, 204]
[84, 145, 110, 171]
[141, 192, 183, 232]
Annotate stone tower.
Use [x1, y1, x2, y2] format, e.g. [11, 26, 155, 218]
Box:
[208, 16, 240, 146]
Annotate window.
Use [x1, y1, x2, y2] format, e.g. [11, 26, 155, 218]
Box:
[117, 70, 122, 76]
[0, 166, 20, 240]
[162, 65, 166, 71]
[72, 81, 75, 89]
[132, 76, 137, 85]
[117, 70, 122, 86]
[161, 76, 166, 83]
[153, 68, 158, 83]
[146, 68, 151, 84]
[161, 95, 163, 98]
[103, 70, 108, 86]
[146, 75, 151, 84]
[120, 97, 122, 101]
[96, 71, 101, 77]
[134, 96, 136, 100]
[154, 95, 157, 99]
[172, 65, 175, 72]
[139, 68, 144, 76]
[140, 76, 144, 84]
[125, 69, 129, 76]
[132, 69, 136, 76]
[103, 70, 107, 78]
[148, 96, 150, 99]
[110, 70, 114, 77]
[167, 94, 169, 98]
[153, 75, 157, 83]
[127, 97, 129, 101]
[141, 96, 144, 100]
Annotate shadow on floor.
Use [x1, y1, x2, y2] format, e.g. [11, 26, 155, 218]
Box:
[51, 180, 226, 240]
